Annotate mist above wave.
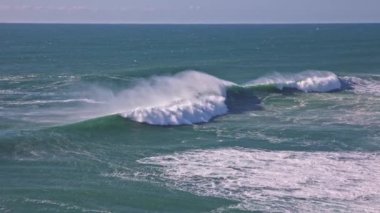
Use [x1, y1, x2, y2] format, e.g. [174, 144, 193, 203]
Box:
[113, 71, 234, 125]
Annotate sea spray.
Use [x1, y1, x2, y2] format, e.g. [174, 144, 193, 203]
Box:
[113, 71, 234, 125]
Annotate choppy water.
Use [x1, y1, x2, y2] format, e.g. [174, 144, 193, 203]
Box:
[1, 24, 380, 212]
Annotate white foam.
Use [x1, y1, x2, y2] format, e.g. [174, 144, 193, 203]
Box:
[246, 70, 342, 92]
[138, 148, 380, 212]
[116, 71, 234, 125]
[122, 95, 227, 125]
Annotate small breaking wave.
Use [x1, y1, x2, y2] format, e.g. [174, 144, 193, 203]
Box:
[244, 70, 342, 92]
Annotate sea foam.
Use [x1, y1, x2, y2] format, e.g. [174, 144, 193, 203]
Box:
[138, 148, 380, 212]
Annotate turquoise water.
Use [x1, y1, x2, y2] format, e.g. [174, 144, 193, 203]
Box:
[1, 24, 380, 212]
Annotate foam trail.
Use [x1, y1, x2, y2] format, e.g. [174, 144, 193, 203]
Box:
[138, 148, 380, 212]
[245, 70, 342, 92]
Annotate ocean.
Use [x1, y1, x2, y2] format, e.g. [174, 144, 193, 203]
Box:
[0, 24, 380, 212]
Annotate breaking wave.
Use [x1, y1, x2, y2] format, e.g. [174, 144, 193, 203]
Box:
[117, 70, 343, 125]
[116, 71, 234, 125]
[10, 70, 376, 126]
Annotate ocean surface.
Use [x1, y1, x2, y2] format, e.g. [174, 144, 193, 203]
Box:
[1, 24, 380, 212]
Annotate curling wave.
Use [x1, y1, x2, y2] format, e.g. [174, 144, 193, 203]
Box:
[117, 71, 234, 125]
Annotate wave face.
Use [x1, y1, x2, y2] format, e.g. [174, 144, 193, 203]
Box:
[118, 71, 234, 125]
[245, 70, 342, 92]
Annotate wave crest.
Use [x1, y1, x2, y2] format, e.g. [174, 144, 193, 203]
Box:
[118, 71, 233, 125]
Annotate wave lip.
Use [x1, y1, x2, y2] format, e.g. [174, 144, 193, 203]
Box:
[245, 70, 342, 92]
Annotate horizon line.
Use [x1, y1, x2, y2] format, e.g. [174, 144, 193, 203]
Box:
[1, 21, 380, 25]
